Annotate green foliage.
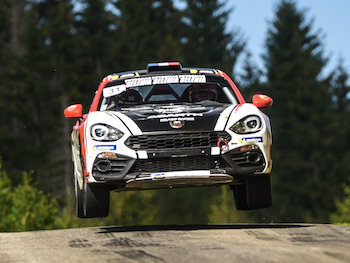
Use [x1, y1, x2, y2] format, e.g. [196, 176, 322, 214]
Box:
[330, 184, 350, 224]
[0, 160, 59, 232]
[107, 191, 158, 225]
[106, 186, 252, 226]
[151, 187, 214, 225]
[260, 0, 340, 223]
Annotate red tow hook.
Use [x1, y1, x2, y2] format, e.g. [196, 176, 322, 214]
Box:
[217, 137, 228, 150]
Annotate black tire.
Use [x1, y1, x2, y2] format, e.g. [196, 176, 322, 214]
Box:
[233, 174, 272, 210]
[83, 179, 110, 218]
[233, 182, 249, 210]
[75, 173, 86, 218]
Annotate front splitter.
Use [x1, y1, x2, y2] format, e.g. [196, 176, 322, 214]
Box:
[114, 171, 234, 191]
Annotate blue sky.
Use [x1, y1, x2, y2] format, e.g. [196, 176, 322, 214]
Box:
[226, 0, 350, 78]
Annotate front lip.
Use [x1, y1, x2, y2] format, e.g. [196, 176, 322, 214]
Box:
[118, 172, 234, 191]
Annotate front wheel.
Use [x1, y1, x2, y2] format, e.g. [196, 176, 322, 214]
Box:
[75, 172, 85, 218]
[233, 174, 272, 210]
[83, 179, 110, 218]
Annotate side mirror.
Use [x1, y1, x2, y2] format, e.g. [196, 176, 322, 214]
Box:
[252, 94, 273, 108]
[64, 104, 83, 118]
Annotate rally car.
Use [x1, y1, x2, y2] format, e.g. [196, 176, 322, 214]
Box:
[64, 62, 273, 218]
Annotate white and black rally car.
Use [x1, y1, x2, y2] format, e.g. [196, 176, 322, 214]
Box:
[64, 62, 273, 218]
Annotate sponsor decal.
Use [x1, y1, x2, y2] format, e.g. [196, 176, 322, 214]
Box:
[125, 77, 152, 87]
[239, 137, 263, 143]
[154, 105, 206, 114]
[124, 75, 206, 88]
[179, 75, 206, 83]
[92, 145, 117, 151]
[103, 84, 127, 97]
[148, 112, 203, 121]
[152, 173, 166, 179]
[161, 117, 193, 122]
[151, 170, 210, 179]
[152, 75, 179, 85]
[148, 112, 203, 124]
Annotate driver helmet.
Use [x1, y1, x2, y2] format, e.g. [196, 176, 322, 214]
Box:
[189, 84, 218, 102]
[117, 89, 143, 106]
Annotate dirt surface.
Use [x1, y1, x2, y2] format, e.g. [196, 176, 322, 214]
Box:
[0, 224, 350, 262]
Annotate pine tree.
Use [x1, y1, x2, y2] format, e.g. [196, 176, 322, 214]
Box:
[328, 60, 350, 211]
[74, 0, 118, 106]
[113, 0, 183, 71]
[0, 0, 37, 183]
[238, 51, 264, 100]
[262, 0, 338, 222]
[0, 0, 12, 172]
[9, 0, 81, 196]
[331, 59, 350, 113]
[181, 0, 244, 74]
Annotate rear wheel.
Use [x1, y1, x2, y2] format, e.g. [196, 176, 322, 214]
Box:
[83, 179, 110, 218]
[233, 174, 272, 210]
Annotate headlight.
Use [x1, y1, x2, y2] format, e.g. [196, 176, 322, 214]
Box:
[90, 124, 124, 141]
[230, 115, 262, 134]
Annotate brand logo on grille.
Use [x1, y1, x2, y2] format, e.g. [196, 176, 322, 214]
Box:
[169, 120, 184, 128]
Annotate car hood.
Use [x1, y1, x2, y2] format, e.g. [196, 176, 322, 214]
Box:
[113, 104, 232, 132]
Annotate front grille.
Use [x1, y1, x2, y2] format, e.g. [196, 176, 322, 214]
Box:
[132, 155, 229, 173]
[125, 131, 231, 150]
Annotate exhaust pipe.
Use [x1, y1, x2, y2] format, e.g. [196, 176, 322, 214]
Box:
[95, 160, 112, 172]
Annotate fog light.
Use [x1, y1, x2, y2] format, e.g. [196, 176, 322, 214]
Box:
[97, 152, 117, 158]
[247, 152, 262, 164]
[95, 160, 112, 172]
[240, 145, 258, 151]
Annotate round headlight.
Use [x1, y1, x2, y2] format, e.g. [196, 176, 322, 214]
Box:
[244, 116, 261, 132]
[230, 115, 262, 134]
[90, 124, 124, 141]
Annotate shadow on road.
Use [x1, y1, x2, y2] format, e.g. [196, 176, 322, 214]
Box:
[97, 223, 312, 233]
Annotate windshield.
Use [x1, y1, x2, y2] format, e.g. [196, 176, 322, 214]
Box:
[98, 76, 239, 111]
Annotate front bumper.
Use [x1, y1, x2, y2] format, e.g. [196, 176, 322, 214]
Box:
[91, 146, 266, 183]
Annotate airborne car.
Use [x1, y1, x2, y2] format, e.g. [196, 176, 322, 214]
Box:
[64, 62, 273, 218]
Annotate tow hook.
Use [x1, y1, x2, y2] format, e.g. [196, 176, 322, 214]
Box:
[217, 137, 228, 150]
